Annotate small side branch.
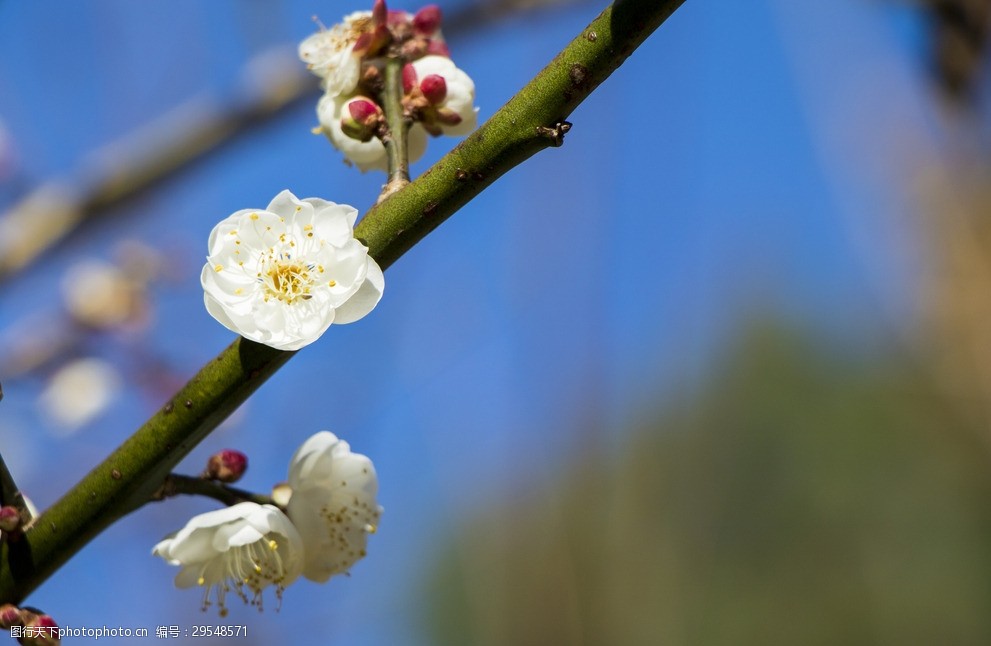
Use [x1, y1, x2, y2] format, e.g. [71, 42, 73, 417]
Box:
[152, 474, 275, 509]
[379, 58, 411, 203]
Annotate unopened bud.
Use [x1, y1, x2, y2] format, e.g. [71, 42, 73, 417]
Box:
[349, 98, 381, 124]
[20, 612, 59, 646]
[420, 74, 447, 104]
[372, 0, 388, 26]
[341, 98, 383, 142]
[413, 5, 442, 36]
[0, 506, 21, 533]
[204, 449, 248, 484]
[0, 604, 21, 629]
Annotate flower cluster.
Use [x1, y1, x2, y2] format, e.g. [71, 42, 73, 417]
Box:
[201, 189, 383, 351]
[301, 0, 477, 171]
[154, 432, 381, 616]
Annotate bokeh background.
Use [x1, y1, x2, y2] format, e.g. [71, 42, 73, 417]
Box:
[3, 0, 991, 644]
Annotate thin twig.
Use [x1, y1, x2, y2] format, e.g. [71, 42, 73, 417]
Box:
[379, 58, 411, 203]
[152, 474, 275, 508]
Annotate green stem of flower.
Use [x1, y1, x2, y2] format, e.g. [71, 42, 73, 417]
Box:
[0, 0, 685, 604]
[379, 58, 411, 203]
[152, 474, 276, 508]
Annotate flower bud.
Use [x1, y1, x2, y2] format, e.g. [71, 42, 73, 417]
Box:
[204, 450, 248, 484]
[0, 506, 21, 533]
[372, 0, 388, 26]
[406, 56, 477, 137]
[317, 94, 428, 172]
[420, 74, 447, 105]
[340, 97, 383, 142]
[19, 612, 59, 646]
[413, 5, 442, 36]
[0, 604, 21, 629]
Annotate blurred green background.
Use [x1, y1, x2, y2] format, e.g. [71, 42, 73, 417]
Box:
[424, 324, 991, 644]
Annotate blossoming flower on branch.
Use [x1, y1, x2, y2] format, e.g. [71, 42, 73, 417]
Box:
[298, 11, 374, 98]
[405, 55, 478, 137]
[152, 502, 303, 616]
[201, 190, 384, 351]
[285, 431, 382, 582]
[316, 94, 427, 172]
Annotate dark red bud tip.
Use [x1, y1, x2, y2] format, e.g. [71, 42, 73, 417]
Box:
[20, 612, 59, 646]
[402, 63, 418, 93]
[372, 0, 388, 26]
[0, 506, 20, 533]
[205, 449, 248, 483]
[349, 99, 382, 123]
[426, 40, 450, 57]
[420, 74, 447, 104]
[413, 5, 442, 35]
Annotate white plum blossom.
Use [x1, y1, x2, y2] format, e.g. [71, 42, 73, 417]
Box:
[152, 502, 304, 616]
[286, 431, 382, 582]
[39, 358, 121, 432]
[299, 11, 373, 98]
[316, 94, 427, 172]
[201, 190, 384, 351]
[61, 259, 144, 329]
[409, 55, 477, 137]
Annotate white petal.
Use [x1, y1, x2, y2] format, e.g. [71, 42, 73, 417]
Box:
[333, 257, 384, 325]
[288, 431, 342, 487]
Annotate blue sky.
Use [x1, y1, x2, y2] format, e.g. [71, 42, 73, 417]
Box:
[0, 1, 938, 643]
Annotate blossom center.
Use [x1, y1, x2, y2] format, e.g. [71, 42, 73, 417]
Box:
[262, 260, 314, 304]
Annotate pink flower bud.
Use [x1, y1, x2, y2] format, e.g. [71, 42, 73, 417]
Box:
[341, 98, 383, 142]
[349, 98, 381, 124]
[20, 613, 59, 646]
[413, 5, 442, 36]
[0, 506, 21, 533]
[402, 63, 418, 93]
[420, 74, 447, 105]
[372, 0, 388, 26]
[0, 604, 21, 629]
[204, 449, 248, 484]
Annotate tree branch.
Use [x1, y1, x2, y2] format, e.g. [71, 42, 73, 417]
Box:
[380, 58, 412, 202]
[0, 0, 686, 604]
[152, 474, 275, 508]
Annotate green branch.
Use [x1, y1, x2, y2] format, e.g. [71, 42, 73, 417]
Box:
[380, 58, 411, 202]
[0, 0, 685, 604]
